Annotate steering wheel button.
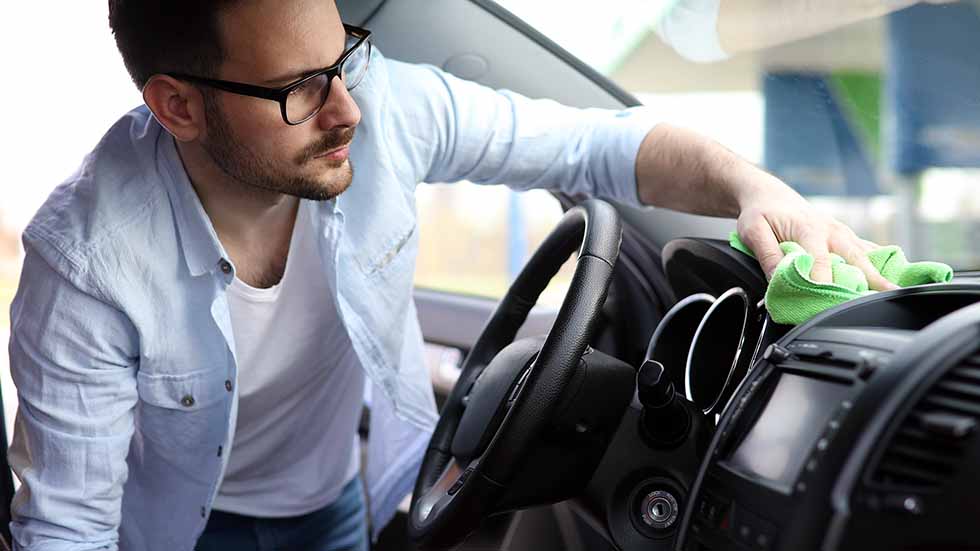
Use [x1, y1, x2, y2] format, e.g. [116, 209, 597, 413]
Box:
[447, 479, 464, 496]
[448, 467, 474, 496]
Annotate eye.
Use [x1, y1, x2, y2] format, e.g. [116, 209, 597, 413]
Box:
[288, 80, 317, 97]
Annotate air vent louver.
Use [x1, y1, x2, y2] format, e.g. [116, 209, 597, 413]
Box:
[870, 353, 980, 490]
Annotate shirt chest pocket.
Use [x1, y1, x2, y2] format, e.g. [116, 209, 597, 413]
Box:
[136, 369, 230, 450]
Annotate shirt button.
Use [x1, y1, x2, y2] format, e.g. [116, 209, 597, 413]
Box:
[219, 259, 232, 274]
[201, 506, 206, 518]
[225, 380, 233, 392]
[217, 446, 223, 457]
[181, 395, 195, 408]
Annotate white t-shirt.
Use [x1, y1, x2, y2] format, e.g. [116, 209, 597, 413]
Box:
[213, 202, 365, 517]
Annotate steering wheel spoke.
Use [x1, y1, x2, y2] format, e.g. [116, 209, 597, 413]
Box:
[415, 458, 466, 523]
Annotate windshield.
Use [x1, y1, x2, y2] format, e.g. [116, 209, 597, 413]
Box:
[499, 0, 980, 271]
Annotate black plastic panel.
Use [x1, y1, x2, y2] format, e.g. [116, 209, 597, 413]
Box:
[663, 239, 768, 304]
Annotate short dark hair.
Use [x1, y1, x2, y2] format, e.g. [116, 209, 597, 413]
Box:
[108, 1, 236, 90]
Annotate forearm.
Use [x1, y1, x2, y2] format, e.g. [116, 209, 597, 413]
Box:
[634, 123, 803, 216]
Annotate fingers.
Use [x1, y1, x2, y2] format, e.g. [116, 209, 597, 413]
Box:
[859, 239, 879, 252]
[858, 257, 898, 291]
[796, 230, 832, 284]
[833, 234, 899, 291]
[736, 205, 894, 291]
[737, 214, 783, 280]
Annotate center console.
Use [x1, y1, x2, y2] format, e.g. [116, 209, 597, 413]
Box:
[677, 284, 980, 551]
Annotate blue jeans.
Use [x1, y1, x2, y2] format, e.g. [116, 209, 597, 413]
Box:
[195, 477, 369, 551]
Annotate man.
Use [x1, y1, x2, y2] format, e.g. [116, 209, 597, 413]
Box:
[6, 1, 895, 550]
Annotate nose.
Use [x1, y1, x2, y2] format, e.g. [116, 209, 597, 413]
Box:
[316, 75, 361, 131]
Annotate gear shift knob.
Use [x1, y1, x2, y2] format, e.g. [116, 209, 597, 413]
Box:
[637, 359, 674, 409]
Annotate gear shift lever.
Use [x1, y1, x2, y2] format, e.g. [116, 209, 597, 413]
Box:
[636, 359, 692, 447]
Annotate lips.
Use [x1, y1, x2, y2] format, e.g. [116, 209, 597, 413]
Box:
[302, 126, 356, 164]
[316, 145, 350, 161]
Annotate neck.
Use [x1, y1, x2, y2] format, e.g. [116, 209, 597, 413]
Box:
[175, 138, 299, 247]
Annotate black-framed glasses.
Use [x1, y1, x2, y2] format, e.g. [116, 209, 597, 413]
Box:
[168, 24, 372, 125]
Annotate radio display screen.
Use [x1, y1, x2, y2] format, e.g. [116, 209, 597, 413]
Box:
[726, 373, 851, 490]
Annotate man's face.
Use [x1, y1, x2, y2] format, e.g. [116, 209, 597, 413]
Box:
[202, 0, 361, 201]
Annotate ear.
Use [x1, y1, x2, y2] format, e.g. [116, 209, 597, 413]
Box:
[142, 75, 207, 143]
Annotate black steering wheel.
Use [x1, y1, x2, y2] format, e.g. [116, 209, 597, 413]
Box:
[408, 199, 624, 549]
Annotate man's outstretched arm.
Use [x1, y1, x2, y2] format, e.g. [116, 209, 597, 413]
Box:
[634, 123, 897, 290]
[386, 53, 891, 288]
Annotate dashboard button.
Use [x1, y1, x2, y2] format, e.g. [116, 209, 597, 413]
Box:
[736, 507, 779, 549]
[737, 523, 753, 542]
[763, 344, 793, 363]
[883, 494, 925, 515]
[857, 360, 877, 380]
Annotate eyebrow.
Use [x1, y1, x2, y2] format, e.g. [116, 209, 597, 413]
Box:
[260, 33, 355, 87]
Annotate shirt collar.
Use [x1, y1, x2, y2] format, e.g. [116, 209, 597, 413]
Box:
[155, 125, 229, 278]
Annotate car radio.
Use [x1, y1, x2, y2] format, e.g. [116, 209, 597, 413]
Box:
[675, 283, 980, 551]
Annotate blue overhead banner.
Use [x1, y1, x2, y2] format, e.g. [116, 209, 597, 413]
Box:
[763, 72, 881, 197]
[888, 2, 980, 174]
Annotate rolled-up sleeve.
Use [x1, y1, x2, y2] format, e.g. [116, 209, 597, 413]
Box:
[385, 58, 658, 205]
[7, 241, 139, 551]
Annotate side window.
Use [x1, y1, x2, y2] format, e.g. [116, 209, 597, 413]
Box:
[0, 225, 16, 330]
[415, 182, 577, 397]
[414, 182, 575, 307]
[0, 221, 19, 453]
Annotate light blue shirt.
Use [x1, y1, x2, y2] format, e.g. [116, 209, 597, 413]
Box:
[6, 49, 654, 550]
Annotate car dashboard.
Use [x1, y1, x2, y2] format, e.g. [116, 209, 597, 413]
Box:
[577, 238, 980, 551]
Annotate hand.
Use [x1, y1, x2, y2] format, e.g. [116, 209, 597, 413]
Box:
[735, 189, 899, 291]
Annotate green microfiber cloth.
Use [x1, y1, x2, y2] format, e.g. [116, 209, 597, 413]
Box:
[728, 231, 953, 325]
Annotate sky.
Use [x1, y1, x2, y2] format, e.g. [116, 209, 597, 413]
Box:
[0, 4, 143, 231]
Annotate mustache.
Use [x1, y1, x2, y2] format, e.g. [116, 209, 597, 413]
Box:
[298, 126, 357, 164]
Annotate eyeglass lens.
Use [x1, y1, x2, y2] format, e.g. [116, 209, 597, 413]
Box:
[284, 36, 372, 124]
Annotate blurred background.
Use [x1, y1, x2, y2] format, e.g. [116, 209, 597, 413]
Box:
[3, 1, 980, 440]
